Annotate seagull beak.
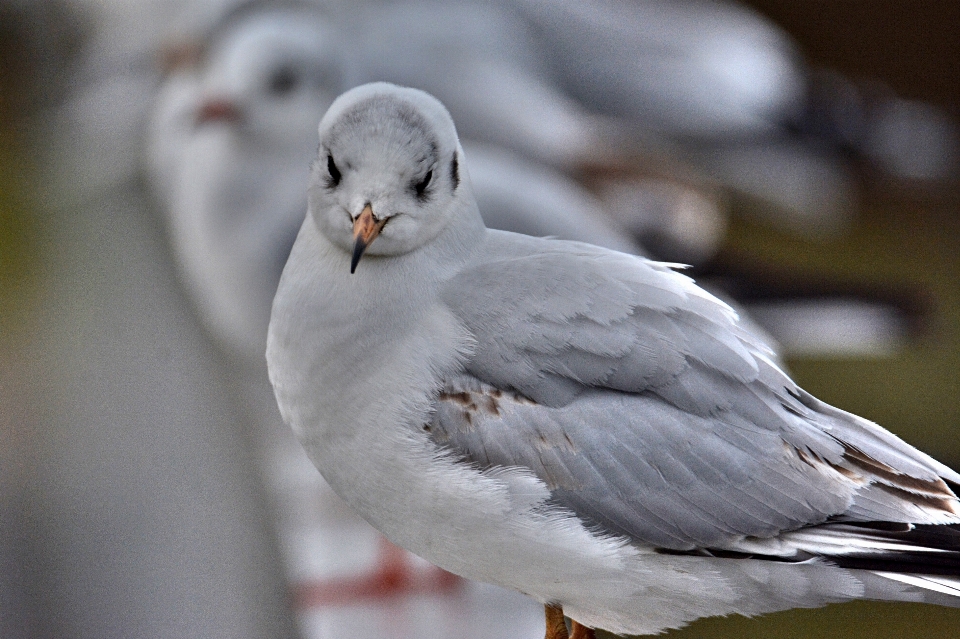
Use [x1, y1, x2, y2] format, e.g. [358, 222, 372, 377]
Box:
[351, 204, 387, 273]
[196, 97, 243, 125]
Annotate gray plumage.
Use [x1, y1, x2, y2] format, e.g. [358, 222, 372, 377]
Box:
[427, 232, 960, 552]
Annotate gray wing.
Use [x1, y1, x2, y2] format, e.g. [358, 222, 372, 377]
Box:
[432, 231, 960, 551]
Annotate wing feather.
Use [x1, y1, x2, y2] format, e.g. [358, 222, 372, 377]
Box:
[434, 232, 960, 550]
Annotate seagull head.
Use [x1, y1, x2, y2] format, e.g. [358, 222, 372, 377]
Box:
[196, 6, 345, 146]
[308, 82, 473, 273]
[151, 4, 347, 360]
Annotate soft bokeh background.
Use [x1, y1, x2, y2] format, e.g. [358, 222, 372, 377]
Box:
[664, 2, 960, 637]
[2, 1, 958, 638]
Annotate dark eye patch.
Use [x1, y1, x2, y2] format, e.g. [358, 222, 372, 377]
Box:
[449, 154, 459, 192]
[413, 169, 433, 202]
[326, 153, 341, 188]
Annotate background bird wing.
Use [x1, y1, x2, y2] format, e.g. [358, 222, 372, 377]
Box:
[433, 231, 960, 550]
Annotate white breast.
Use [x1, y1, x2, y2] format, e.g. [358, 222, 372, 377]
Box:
[267, 216, 641, 602]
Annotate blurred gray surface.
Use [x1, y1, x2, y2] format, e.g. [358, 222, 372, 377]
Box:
[26, 173, 299, 638]
[1, 4, 302, 631]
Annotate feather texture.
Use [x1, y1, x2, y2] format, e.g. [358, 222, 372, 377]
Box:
[431, 230, 960, 552]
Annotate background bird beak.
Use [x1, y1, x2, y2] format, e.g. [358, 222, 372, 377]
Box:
[351, 204, 387, 273]
[196, 97, 243, 125]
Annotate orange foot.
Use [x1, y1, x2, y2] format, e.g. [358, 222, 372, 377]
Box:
[544, 604, 596, 639]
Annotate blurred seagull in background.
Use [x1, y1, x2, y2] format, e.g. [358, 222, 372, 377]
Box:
[146, 1, 459, 610]
[147, 1, 345, 358]
[146, 0, 642, 359]
[144, 0, 641, 617]
[344, 0, 850, 239]
[268, 83, 960, 639]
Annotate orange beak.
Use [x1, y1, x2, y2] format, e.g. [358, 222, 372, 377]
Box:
[351, 204, 387, 273]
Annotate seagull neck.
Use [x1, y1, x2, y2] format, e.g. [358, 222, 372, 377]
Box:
[269, 214, 482, 529]
[268, 210, 484, 437]
[352, 210, 484, 312]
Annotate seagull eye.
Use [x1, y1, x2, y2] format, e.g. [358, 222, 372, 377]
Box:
[326, 154, 341, 188]
[268, 65, 299, 96]
[413, 169, 433, 201]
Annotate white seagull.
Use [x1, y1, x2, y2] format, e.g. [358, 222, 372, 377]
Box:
[267, 83, 960, 638]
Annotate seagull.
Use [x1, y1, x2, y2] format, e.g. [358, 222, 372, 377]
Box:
[267, 85, 960, 638]
[510, 0, 806, 138]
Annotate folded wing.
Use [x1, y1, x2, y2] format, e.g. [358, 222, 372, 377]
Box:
[434, 231, 960, 551]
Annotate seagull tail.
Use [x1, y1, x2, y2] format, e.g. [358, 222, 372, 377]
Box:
[789, 522, 960, 607]
[871, 572, 960, 599]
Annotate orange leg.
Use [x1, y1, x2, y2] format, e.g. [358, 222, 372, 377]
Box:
[570, 619, 597, 639]
[544, 604, 569, 639]
[544, 605, 596, 639]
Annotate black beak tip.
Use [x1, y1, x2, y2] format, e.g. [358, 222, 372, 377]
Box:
[350, 240, 365, 274]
